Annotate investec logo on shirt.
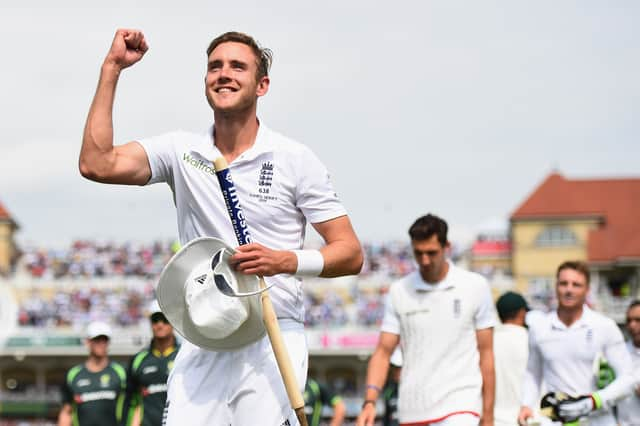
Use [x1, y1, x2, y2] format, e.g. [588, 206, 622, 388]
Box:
[183, 153, 215, 176]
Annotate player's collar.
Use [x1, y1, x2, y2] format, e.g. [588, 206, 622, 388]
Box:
[191, 121, 274, 164]
[149, 336, 179, 356]
[150, 341, 179, 358]
[413, 261, 455, 291]
[551, 304, 591, 330]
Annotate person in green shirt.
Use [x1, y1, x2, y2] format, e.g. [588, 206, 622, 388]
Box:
[123, 302, 179, 426]
[58, 322, 127, 426]
[304, 376, 346, 426]
[382, 348, 402, 426]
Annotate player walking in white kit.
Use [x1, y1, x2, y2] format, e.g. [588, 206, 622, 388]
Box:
[517, 261, 634, 426]
[357, 214, 497, 426]
[79, 29, 363, 425]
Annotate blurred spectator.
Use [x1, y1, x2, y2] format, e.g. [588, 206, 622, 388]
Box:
[360, 242, 415, 278]
[21, 240, 176, 280]
[20, 239, 422, 281]
[616, 300, 640, 425]
[14, 239, 429, 331]
[16, 284, 155, 329]
[382, 348, 402, 426]
[493, 291, 529, 426]
[58, 322, 126, 426]
[123, 301, 179, 426]
[304, 376, 346, 426]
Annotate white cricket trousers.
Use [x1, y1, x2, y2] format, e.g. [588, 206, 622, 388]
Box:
[163, 319, 308, 426]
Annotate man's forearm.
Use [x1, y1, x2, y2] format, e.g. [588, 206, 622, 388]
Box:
[79, 63, 120, 180]
[313, 216, 363, 278]
[475, 328, 495, 422]
[330, 402, 346, 426]
[598, 373, 635, 409]
[57, 405, 72, 426]
[479, 348, 495, 420]
[364, 351, 391, 401]
[320, 238, 363, 278]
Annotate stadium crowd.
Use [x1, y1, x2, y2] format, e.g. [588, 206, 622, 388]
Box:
[20, 240, 178, 280]
[18, 240, 416, 281]
[13, 240, 417, 331]
[16, 284, 156, 328]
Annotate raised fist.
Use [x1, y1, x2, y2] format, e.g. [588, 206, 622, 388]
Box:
[104, 29, 149, 70]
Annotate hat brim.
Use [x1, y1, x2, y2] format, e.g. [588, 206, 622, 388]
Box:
[87, 334, 110, 341]
[157, 237, 266, 351]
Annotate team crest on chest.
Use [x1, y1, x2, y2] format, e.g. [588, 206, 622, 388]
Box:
[249, 160, 278, 203]
[100, 373, 111, 388]
[258, 161, 274, 192]
[453, 298, 461, 318]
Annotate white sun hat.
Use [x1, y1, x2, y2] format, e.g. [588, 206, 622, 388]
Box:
[147, 299, 162, 316]
[156, 237, 266, 351]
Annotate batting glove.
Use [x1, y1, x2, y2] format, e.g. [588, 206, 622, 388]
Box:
[556, 393, 602, 423]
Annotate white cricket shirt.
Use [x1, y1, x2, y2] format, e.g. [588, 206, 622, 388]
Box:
[139, 123, 347, 322]
[381, 262, 497, 423]
[522, 306, 634, 425]
[493, 323, 529, 426]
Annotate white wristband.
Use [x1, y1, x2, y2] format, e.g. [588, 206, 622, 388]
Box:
[292, 250, 324, 277]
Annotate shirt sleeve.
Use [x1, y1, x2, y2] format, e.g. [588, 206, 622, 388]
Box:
[294, 146, 347, 224]
[599, 320, 635, 409]
[121, 357, 140, 426]
[380, 291, 401, 335]
[522, 327, 544, 408]
[137, 133, 178, 185]
[112, 363, 128, 423]
[474, 278, 498, 330]
[60, 378, 73, 405]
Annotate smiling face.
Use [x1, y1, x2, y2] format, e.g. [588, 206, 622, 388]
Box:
[556, 267, 589, 311]
[205, 41, 269, 115]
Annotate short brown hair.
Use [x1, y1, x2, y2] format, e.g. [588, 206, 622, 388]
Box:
[206, 31, 272, 81]
[556, 260, 590, 285]
[408, 214, 448, 247]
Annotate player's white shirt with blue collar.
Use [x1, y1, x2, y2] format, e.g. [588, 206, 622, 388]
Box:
[522, 306, 634, 426]
[616, 340, 640, 426]
[380, 262, 497, 424]
[139, 122, 346, 322]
